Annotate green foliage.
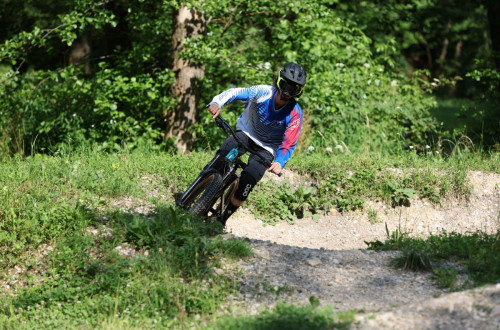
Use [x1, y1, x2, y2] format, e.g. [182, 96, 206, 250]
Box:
[386, 181, 415, 207]
[214, 302, 354, 330]
[0, 65, 175, 156]
[0, 0, 116, 64]
[390, 249, 432, 272]
[249, 149, 482, 223]
[253, 182, 319, 224]
[192, 0, 439, 152]
[118, 206, 251, 276]
[0, 0, 499, 157]
[432, 268, 458, 289]
[367, 226, 500, 288]
[464, 60, 500, 146]
[0, 150, 260, 328]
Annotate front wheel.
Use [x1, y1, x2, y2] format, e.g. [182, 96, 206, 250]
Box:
[177, 170, 223, 217]
[211, 174, 239, 217]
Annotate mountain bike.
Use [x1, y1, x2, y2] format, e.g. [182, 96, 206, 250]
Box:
[176, 116, 278, 222]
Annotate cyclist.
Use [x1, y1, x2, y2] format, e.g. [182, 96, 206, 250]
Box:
[207, 62, 306, 227]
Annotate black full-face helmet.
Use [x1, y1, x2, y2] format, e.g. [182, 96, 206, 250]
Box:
[276, 62, 307, 97]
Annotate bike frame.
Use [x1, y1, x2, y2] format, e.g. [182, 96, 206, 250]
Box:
[178, 116, 270, 218]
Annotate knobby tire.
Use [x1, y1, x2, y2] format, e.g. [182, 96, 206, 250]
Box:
[179, 170, 223, 216]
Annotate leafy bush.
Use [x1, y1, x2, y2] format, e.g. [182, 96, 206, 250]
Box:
[0, 65, 175, 156]
[188, 1, 439, 153]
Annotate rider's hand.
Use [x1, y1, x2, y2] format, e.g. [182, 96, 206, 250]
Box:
[208, 103, 221, 118]
[268, 162, 282, 175]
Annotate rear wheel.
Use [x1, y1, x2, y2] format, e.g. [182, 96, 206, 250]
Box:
[177, 170, 223, 217]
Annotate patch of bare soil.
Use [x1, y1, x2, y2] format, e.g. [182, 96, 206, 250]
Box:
[223, 170, 500, 329]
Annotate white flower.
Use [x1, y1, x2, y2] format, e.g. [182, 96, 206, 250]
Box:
[336, 63, 345, 68]
[426, 145, 430, 149]
[335, 145, 343, 152]
[396, 106, 401, 110]
[409, 146, 414, 149]
[307, 146, 315, 152]
[363, 63, 370, 68]
[435, 151, 440, 154]
[325, 147, 333, 153]
[391, 80, 398, 87]
[264, 62, 271, 70]
[73, 113, 77, 117]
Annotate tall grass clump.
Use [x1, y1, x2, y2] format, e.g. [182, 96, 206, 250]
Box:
[214, 302, 355, 330]
[366, 226, 500, 289]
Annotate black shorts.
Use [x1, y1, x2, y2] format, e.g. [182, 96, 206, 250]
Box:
[218, 131, 274, 183]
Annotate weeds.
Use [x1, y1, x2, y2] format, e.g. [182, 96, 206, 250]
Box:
[366, 226, 500, 289]
[390, 249, 432, 271]
[214, 302, 355, 330]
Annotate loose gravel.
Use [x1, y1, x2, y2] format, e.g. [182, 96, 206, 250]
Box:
[223, 170, 500, 329]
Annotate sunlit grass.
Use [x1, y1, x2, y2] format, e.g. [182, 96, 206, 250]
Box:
[0, 146, 498, 327]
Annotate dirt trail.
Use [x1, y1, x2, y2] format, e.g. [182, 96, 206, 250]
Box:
[222, 170, 500, 329]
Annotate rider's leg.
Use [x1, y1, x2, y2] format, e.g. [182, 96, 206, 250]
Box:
[207, 131, 248, 172]
[221, 146, 274, 225]
[220, 171, 256, 225]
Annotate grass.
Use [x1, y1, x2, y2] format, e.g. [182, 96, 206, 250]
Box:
[213, 302, 355, 330]
[0, 149, 255, 328]
[252, 146, 498, 223]
[0, 145, 498, 327]
[366, 225, 500, 290]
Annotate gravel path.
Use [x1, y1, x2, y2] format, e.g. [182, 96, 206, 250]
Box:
[221, 170, 500, 329]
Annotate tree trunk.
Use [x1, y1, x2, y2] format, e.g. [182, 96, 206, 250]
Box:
[69, 35, 91, 74]
[166, 6, 206, 153]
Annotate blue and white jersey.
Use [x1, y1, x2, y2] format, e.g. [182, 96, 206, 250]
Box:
[210, 85, 303, 168]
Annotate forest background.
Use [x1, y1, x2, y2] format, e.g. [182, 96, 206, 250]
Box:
[0, 0, 499, 157]
[1, 1, 500, 327]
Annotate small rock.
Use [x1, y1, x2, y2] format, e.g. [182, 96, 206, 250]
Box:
[491, 306, 500, 317]
[306, 258, 323, 267]
[214, 268, 225, 275]
[222, 233, 235, 240]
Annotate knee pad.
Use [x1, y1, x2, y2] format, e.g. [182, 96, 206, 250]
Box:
[234, 171, 257, 201]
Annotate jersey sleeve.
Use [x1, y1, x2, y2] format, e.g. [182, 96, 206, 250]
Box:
[274, 105, 303, 168]
[210, 86, 270, 107]
[210, 87, 252, 107]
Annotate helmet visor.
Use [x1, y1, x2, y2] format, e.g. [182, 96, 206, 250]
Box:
[277, 74, 304, 97]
